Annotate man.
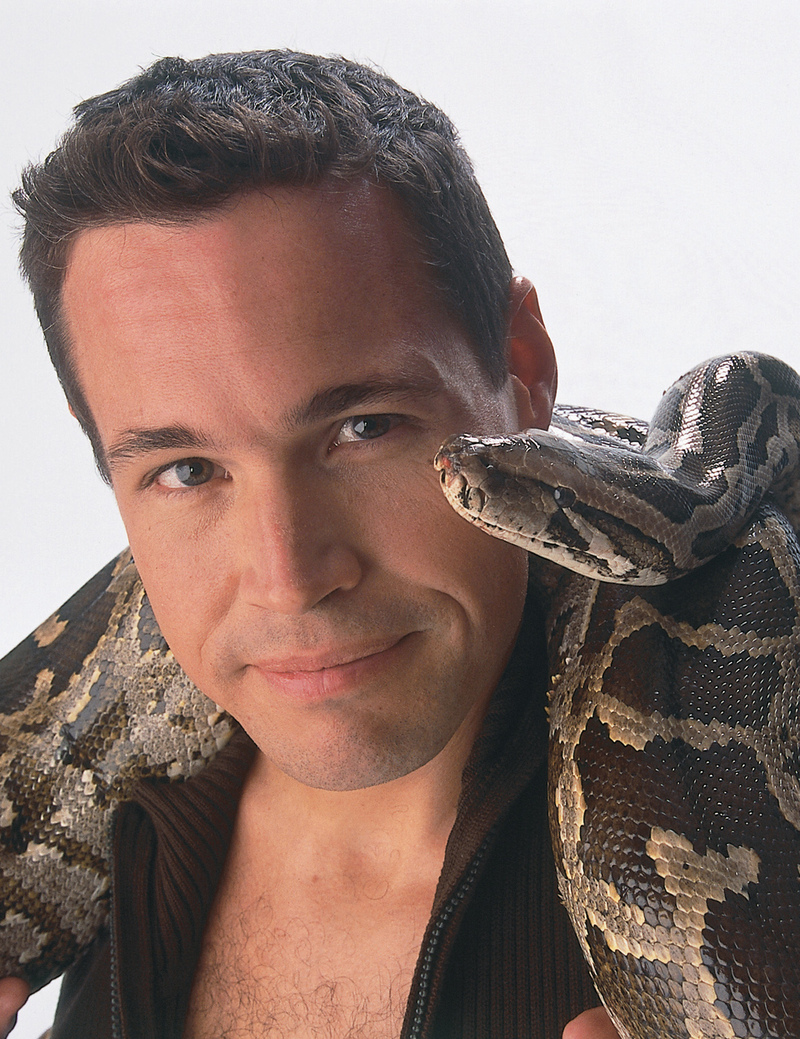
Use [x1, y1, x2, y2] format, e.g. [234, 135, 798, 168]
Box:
[2, 52, 619, 1038]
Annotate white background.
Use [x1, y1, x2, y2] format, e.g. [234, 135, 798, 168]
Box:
[2, 2, 799, 1034]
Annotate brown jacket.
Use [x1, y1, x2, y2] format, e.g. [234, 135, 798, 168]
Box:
[50, 590, 597, 1038]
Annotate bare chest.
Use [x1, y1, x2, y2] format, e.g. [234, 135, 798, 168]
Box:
[182, 863, 434, 1039]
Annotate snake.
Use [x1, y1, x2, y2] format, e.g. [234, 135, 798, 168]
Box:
[0, 351, 797, 1038]
[435, 351, 800, 1039]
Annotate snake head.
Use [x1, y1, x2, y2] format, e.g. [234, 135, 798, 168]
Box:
[434, 431, 677, 583]
[434, 431, 556, 547]
[434, 434, 513, 518]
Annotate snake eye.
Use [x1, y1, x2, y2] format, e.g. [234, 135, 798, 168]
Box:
[553, 486, 576, 508]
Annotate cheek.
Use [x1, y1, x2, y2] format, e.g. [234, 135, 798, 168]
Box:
[443, 512, 529, 617]
[384, 472, 529, 623]
[124, 518, 234, 676]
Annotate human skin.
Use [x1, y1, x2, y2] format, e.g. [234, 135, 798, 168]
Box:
[563, 1007, 622, 1039]
[0, 180, 618, 1037]
[61, 180, 550, 794]
[0, 980, 27, 1039]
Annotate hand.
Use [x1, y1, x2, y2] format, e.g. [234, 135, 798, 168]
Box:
[0, 978, 29, 1039]
[563, 1006, 622, 1039]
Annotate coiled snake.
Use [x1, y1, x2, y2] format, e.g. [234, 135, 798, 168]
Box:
[0, 351, 798, 1038]
[436, 352, 800, 1039]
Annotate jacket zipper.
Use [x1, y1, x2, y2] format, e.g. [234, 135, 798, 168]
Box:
[108, 814, 123, 1039]
[406, 827, 496, 1039]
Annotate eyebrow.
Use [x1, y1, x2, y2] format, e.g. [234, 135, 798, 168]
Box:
[105, 375, 442, 473]
[284, 375, 441, 429]
[106, 425, 213, 472]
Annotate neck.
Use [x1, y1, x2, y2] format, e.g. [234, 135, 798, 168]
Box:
[236, 698, 487, 880]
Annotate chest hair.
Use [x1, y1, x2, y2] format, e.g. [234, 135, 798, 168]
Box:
[183, 879, 430, 1039]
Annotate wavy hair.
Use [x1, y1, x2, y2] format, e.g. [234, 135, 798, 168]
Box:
[13, 51, 512, 474]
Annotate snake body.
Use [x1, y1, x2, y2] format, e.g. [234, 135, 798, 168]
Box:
[435, 352, 800, 1039]
[0, 554, 234, 990]
[0, 352, 798, 1038]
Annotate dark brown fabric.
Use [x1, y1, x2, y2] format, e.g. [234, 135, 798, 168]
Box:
[112, 731, 257, 1039]
[48, 927, 113, 1039]
[400, 580, 597, 1038]
[50, 730, 256, 1039]
[50, 587, 597, 1038]
[426, 769, 598, 1037]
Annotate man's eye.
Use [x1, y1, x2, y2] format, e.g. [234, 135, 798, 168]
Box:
[333, 415, 399, 445]
[155, 458, 226, 489]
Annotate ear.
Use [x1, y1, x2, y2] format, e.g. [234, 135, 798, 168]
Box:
[506, 275, 557, 430]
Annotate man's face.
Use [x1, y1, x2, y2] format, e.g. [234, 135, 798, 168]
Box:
[62, 182, 539, 790]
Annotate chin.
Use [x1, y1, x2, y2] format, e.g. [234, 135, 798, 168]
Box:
[258, 723, 451, 791]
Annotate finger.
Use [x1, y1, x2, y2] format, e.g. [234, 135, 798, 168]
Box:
[562, 1005, 621, 1039]
[0, 978, 30, 1039]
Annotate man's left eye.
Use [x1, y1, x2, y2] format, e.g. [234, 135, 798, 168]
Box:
[333, 415, 399, 445]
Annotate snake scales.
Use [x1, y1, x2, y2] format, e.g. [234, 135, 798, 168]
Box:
[0, 351, 797, 1038]
[436, 352, 800, 1038]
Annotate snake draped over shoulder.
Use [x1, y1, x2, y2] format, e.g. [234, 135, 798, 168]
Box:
[436, 352, 800, 1039]
[0, 554, 235, 990]
[0, 351, 797, 1039]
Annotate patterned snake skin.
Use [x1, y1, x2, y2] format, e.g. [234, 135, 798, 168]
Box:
[0, 352, 797, 1039]
[435, 352, 800, 1039]
[0, 553, 234, 991]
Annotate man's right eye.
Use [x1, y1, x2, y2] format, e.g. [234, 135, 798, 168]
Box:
[154, 458, 227, 489]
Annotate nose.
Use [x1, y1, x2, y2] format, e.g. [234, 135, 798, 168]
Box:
[237, 468, 363, 614]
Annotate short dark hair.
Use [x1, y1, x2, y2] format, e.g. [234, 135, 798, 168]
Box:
[13, 51, 513, 476]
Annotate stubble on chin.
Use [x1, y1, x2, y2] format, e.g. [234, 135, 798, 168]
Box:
[237, 682, 466, 792]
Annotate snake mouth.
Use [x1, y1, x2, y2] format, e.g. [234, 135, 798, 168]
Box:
[457, 482, 487, 514]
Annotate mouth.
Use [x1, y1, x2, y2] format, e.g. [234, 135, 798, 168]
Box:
[252, 633, 416, 703]
[256, 634, 408, 673]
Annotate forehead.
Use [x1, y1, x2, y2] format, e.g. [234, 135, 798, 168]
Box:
[63, 179, 444, 322]
[60, 182, 494, 447]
